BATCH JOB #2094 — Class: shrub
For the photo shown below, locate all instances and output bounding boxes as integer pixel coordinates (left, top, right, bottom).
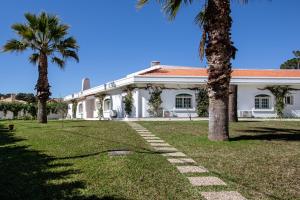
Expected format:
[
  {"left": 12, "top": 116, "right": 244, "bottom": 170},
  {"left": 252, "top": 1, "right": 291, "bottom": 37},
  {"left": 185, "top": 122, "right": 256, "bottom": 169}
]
[
  {"left": 123, "top": 91, "right": 133, "bottom": 116},
  {"left": 196, "top": 88, "right": 209, "bottom": 117},
  {"left": 148, "top": 86, "right": 163, "bottom": 117}
]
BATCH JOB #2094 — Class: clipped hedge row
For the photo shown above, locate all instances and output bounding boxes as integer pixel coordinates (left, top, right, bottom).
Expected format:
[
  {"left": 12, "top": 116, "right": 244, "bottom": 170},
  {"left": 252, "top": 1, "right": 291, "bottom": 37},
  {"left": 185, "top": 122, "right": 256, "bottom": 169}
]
[{"left": 0, "top": 101, "right": 67, "bottom": 119}]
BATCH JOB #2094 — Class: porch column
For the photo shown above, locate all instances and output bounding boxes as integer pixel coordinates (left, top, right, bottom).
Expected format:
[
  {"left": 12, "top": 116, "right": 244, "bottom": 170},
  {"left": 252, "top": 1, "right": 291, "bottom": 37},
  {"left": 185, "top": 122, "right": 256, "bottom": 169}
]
[
  {"left": 82, "top": 100, "right": 87, "bottom": 119},
  {"left": 135, "top": 89, "right": 142, "bottom": 118}
]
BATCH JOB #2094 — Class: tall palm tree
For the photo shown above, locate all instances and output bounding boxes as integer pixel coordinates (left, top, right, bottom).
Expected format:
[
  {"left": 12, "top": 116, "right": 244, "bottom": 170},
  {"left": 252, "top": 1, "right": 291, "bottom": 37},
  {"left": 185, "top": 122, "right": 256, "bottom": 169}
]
[
  {"left": 138, "top": 0, "right": 248, "bottom": 141},
  {"left": 3, "top": 12, "right": 79, "bottom": 123}
]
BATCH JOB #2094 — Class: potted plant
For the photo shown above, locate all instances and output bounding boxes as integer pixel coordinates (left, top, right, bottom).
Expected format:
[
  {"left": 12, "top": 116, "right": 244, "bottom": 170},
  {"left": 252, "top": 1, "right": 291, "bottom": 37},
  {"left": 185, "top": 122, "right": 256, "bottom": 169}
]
[{"left": 123, "top": 90, "right": 133, "bottom": 120}]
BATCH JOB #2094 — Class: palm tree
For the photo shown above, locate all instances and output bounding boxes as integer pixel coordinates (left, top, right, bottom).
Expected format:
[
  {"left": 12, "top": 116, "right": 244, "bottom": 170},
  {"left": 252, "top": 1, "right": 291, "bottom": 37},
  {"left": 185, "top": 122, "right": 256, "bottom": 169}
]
[
  {"left": 138, "top": 0, "right": 248, "bottom": 141},
  {"left": 3, "top": 12, "right": 79, "bottom": 123}
]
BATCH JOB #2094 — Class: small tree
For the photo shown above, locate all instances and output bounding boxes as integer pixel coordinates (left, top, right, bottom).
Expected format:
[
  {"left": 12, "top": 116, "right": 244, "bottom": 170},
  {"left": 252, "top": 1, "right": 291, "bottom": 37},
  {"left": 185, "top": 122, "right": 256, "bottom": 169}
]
[
  {"left": 70, "top": 99, "right": 78, "bottom": 119},
  {"left": 123, "top": 87, "right": 133, "bottom": 117},
  {"left": 148, "top": 86, "right": 163, "bottom": 117},
  {"left": 95, "top": 93, "right": 106, "bottom": 119},
  {"left": 9, "top": 103, "right": 24, "bottom": 119},
  {"left": 280, "top": 51, "right": 300, "bottom": 69},
  {"left": 26, "top": 103, "right": 37, "bottom": 119},
  {"left": 260, "top": 86, "right": 298, "bottom": 118},
  {"left": 196, "top": 88, "right": 209, "bottom": 117}
]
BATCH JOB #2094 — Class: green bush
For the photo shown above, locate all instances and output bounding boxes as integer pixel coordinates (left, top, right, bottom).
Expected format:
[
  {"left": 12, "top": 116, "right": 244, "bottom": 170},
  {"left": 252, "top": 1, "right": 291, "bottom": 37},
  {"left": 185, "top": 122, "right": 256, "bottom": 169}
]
[
  {"left": 148, "top": 87, "right": 163, "bottom": 117},
  {"left": 196, "top": 88, "right": 209, "bottom": 117}
]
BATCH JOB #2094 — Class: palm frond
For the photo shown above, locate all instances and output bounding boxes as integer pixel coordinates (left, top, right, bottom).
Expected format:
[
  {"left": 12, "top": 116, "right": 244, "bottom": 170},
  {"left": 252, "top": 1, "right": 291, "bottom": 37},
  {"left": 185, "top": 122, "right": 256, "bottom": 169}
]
[
  {"left": 162, "top": 0, "right": 193, "bottom": 20},
  {"left": 61, "top": 50, "right": 79, "bottom": 62},
  {"left": 29, "top": 53, "right": 39, "bottom": 65},
  {"left": 2, "top": 39, "right": 28, "bottom": 52},
  {"left": 137, "top": 0, "right": 149, "bottom": 8},
  {"left": 137, "top": 0, "right": 193, "bottom": 20},
  {"left": 24, "top": 13, "right": 38, "bottom": 30},
  {"left": 51, "top": 56, "right": 65, "bottom": 69}
]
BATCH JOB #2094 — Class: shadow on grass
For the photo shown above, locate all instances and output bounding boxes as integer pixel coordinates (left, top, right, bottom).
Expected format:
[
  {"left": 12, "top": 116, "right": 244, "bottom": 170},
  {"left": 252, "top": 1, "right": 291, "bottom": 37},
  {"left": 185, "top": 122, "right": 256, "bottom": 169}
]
[
  {"left": 231, "top": 127, "right": 300, "bottom": 141},
  {"left": 0, "top": 124, "right": 130, "bottom": 200}
]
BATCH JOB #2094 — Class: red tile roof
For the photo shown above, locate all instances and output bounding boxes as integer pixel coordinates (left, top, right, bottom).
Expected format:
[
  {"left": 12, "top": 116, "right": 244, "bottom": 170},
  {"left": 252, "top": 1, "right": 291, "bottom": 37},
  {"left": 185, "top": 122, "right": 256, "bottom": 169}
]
[{"left": 140, "top": 66, "right": 300, "bottom": 78}]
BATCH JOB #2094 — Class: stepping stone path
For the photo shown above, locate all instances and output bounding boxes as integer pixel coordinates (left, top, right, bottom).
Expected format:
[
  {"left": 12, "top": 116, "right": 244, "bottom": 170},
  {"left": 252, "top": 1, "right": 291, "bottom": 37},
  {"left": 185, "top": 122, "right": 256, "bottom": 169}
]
[{"left": 127, "top": 122, "right": 247, "bottom": 200}]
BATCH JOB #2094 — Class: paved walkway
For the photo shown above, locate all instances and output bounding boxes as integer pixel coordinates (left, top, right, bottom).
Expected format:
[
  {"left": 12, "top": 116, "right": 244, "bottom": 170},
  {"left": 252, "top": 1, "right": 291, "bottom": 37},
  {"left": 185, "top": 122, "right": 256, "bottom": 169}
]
[{"left": 127, "top": 121, "right": 247, "bottom": 200}]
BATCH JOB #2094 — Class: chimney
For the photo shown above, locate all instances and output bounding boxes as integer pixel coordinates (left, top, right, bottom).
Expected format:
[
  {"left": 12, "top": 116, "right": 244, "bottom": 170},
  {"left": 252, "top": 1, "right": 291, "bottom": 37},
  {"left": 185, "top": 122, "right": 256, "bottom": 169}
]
[
  {"left": 82, "top": 78, "right": 91, "bottom": 91},
  {"left": 151, "top": 61, "right": 160, "bottom": 67}
]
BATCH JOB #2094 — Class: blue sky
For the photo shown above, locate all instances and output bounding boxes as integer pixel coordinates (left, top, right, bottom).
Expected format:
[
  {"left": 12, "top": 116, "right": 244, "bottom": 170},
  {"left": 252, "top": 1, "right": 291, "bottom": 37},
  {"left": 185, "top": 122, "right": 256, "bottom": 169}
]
[{"left": 0, "top": 0, "right": 299, "bottom": 97}]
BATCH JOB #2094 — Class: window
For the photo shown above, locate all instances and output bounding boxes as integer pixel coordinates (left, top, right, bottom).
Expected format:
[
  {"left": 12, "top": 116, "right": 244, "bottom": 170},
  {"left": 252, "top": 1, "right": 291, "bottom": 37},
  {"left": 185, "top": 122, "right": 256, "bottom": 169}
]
[
  {"left": 285, "top": 95, "right": 294, "bottom": 105},
  {"left": 255, "top": 94, "right": 270, "bottom": 109},
  {"left": 175, "top": 94, "right": 192, "bottom": 109},
  {"left": 104, "top": 99, "right": 111, "bottom": 111}
]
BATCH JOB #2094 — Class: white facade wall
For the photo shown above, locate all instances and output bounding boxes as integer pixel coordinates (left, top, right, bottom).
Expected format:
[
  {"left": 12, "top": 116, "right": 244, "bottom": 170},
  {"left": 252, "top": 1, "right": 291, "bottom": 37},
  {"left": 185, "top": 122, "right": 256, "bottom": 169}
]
[
  {"left": 67, "top": 84, "right": 300, "bottom": 119},
  {"left": 138, "top": 89, "right": 198, "bottom": 118},
  {"left": 237, "top": 85, "right": 276, "bottom": 118}
]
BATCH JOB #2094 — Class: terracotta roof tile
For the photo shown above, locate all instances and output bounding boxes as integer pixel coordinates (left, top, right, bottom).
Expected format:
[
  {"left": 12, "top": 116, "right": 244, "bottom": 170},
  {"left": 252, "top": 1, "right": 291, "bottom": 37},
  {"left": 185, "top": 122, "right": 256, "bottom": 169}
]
[{"left": 140, "top": 66, "right": 300, "bottom": 78}]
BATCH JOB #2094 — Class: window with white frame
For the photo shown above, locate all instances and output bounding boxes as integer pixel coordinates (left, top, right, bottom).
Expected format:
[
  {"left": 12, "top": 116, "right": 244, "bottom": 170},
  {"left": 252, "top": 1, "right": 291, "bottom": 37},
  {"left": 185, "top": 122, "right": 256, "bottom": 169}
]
[
  {"left": 285, "top": 95, "right": 294, "bottom": 105},
  {"left": 175, "top": 94, "right": 192, "bottom": 109},
  {"left": 255, "top": 94, "right": 271, "bottom": 109}
]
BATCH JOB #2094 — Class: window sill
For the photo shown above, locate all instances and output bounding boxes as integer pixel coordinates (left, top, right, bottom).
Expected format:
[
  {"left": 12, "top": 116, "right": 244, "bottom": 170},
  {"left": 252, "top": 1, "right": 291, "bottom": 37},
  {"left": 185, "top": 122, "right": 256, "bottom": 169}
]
[
  {"left": 252, "top": 109, "right": 274, "bottom": 112},
  {"left": 172, "top": 108, "right": 196, "bottom": 112}
]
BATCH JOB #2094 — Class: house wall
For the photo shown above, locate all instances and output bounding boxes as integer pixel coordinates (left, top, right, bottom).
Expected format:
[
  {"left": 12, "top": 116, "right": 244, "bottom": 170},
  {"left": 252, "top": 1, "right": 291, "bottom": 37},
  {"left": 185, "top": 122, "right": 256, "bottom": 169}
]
[
  {"left": 139, "top": 88, "right": 198, "bottom": 118},
  {"left": 237, "top": 84, "right": 300, "bottom": 118},
  {"left": 67, "top": 84, "right": 300, "bottom": 119}
]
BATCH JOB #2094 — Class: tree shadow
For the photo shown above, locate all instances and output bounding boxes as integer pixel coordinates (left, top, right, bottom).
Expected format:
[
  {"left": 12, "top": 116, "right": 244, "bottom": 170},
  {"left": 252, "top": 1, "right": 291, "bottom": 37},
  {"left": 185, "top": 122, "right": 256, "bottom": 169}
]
[
  {"left": 231, "top": 127, "right": 300, "bottom": 141},
  {"left": 0, "top": 124, "right": 131, "bottom": 200}
]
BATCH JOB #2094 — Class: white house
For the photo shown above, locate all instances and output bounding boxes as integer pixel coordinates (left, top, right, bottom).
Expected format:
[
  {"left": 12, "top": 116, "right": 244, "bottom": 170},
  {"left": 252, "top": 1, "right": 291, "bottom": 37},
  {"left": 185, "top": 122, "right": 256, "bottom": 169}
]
[{"left": 64, "top": 61, "right": 300, "bottom": 120}]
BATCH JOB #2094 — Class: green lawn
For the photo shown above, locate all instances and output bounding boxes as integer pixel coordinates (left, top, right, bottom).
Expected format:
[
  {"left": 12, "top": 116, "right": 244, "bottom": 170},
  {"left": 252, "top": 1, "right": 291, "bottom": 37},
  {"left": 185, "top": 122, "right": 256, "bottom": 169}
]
[
  {"left": 0, "top": 120, "right": 299, "bottom": 200},
  {"left": 139, "top": 120, "right": 300, "bottom": 200},
  {"left": 0, "top": 120, "right": 202, "bottom": 200}
]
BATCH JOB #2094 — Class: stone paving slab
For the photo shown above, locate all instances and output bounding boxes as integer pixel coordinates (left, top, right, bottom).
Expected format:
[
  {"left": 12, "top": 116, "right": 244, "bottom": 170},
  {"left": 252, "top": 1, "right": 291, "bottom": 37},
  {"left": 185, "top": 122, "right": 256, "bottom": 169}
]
[
  {"left": 149, "top": 143, "right": 171, "bottom": 147},
  {"left": 146, "top": 139, "right": 165, "bottom": 143},
  {"left": 142, "top": 136, "right": 161, "bottom": 140},
  {"left": 153, "top": 147, "right": 178, "bottom": 152},
  {"left": 140, "top": 134, "right": 155, "bottom": 137},
  {"left": 188, "top": 177, "right": 226, "bottom": 186},
  {"left": 201, "top": 191, "right": 247, "bottom": 200},
  {"left": 161, "top": 152, "right": 187, "bottom": 157},
  {"left": 176, "top": 166, "right": 208, "bottom": 173},
  {"left": 137, "top": 132, "right": 152, "bottom": 134},
  {"left": 167, "top": 158, "right": 196, "bottom": 164}
]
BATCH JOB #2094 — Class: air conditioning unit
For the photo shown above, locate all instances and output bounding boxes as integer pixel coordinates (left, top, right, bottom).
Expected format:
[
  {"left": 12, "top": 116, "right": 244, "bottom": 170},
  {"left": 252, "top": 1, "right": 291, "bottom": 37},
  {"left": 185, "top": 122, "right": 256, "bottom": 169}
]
[
  {"left": 239, "top": 110, "right": 253, "bottom": 118},
  {"left": 109, "top": 110, "right": 118, "bottom": 118}
]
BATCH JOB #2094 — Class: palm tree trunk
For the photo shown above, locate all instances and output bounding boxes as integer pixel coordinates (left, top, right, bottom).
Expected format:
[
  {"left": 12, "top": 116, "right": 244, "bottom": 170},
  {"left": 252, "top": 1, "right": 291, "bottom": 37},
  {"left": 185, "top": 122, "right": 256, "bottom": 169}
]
[
  {"left": 229, "top": 84, "right": 238, "bottom": 122},
  {"left": 205, "top": 0, "right": 236, "bottom": 141},
  {"left": 36, "top": 52, "right": 50, "bottom": 123}
]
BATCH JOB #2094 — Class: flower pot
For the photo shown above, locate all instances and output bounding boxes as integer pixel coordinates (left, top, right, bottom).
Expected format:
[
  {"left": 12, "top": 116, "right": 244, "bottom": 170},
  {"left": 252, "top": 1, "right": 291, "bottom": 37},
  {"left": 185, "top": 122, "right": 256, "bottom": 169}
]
[{"left": 8, "top": 124, "right": 14, "bottom": 131}]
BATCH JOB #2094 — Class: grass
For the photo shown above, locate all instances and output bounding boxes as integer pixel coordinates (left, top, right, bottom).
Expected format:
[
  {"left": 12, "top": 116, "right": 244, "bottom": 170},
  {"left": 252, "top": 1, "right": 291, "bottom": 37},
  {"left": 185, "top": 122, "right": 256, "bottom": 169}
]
[
  {"left": 0, "top": 120, "right": 299, "bottom": 199},
  {"left": 139, "top": 120, "right": 300, "bottom": 200},
  {"left": 0, "top": 120, "right": 202, "bottom": 200}
]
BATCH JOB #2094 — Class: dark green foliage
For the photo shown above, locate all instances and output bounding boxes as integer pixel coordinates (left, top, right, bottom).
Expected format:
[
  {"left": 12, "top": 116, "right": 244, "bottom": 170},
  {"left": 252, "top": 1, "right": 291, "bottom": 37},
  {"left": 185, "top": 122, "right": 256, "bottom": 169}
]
[
  {"left": 26, "top": 103, "right": 37, "bottom": 119},
  {"left": 196, "top": 88, "right": 209, "bottom": 117},
  {"left": 260, "top": 86, "right": 298, "bottom": 118},
  {"left": 47, "top": 101, "right": 68, "bottom": 115},
  {"left": 15, "top": 93, "right": 36, "bottom": 103},
  {"left": 0, "top": 93, "right": 12, "bottom": 99},
  {"left": 148, "top": 87, "right": 163, "bottom": 117},
  {"left": 123, "top": 93, "right": 133, "bottom": 116},
  {"left": 70, "top": 99, "right": 78, "bottom": 119},
  {"left": 0, "top": 101, "right": 66, "bottom": 119},
  {"left": 280, "top": 51, "right": 300, "bottom": 69}
]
